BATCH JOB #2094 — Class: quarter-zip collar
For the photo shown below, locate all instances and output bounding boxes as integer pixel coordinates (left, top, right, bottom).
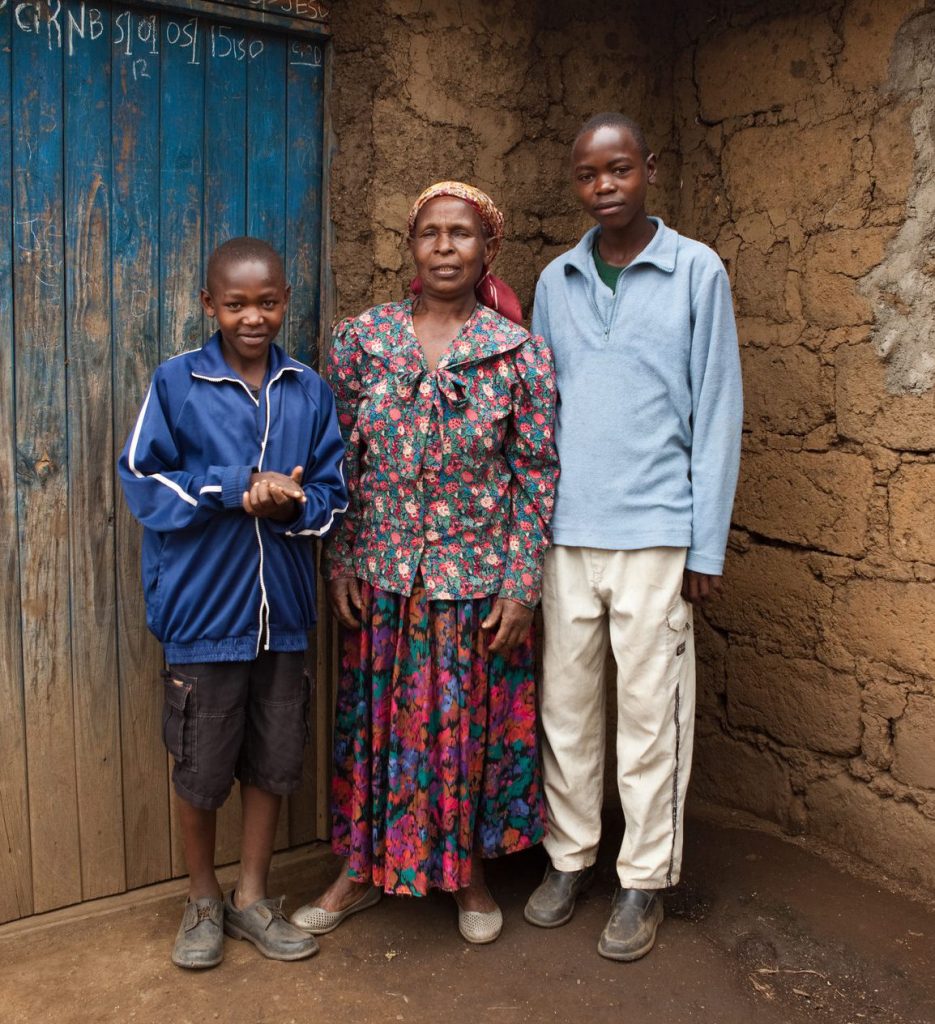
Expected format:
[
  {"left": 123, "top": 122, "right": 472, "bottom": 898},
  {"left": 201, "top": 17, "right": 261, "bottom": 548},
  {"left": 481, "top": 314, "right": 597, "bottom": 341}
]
[
  {"left": 559, "top": 217, "right": 679, "bottom": 340},
  {"left": 562, "top": 216, "right": 678, "bottom": 280}
]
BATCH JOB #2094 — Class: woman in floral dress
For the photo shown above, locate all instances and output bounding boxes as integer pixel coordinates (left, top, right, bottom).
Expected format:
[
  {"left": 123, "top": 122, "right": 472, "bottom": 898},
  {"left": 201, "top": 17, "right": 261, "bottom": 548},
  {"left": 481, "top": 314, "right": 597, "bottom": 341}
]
[{"left": 291, "top": 182, "right": 558, "bottom": 943}]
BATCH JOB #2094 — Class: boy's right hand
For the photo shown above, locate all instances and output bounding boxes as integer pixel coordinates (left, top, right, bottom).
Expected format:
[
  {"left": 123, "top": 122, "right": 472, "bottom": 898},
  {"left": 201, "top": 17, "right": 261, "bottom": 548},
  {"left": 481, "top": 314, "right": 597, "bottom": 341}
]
[{"left": 328, "top": 576, "right": 363, "bottom": 629}]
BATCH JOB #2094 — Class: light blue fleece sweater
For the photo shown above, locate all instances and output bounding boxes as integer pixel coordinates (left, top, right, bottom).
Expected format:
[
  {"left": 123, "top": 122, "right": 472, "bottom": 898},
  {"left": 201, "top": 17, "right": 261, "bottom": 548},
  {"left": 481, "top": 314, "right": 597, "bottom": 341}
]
[{"left": 531, "top": 218, "right": 743, "bottom": 575}]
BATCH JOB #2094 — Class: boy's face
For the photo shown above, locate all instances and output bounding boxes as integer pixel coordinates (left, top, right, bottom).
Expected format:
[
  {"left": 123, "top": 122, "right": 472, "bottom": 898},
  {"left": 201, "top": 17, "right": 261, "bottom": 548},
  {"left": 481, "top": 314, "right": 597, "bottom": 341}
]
[
  {"left": 200, "top": 258, "right": 290, "bottom": 370},
  {"left": 571, "top": 125, "right": 656, "bottom": 232}
]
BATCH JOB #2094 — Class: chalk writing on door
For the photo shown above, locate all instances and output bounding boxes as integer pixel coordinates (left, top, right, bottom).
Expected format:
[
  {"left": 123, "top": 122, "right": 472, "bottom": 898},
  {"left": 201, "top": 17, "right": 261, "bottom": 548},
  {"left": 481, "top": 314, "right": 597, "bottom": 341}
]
[
  {"left": 3, "top": 3, "right": 324, "bottom": 72},
  {"left": 246, "top": 0, "right": 327, "bottom": 20}
]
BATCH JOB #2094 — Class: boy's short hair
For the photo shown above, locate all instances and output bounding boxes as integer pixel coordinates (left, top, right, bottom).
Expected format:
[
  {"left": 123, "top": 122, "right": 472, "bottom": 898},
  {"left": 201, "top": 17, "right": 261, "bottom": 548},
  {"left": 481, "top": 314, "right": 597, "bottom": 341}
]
[
  {"left": 206, "top": 236, "right": 285, "bottom": 292},
  {"left": 574, "top": 112, "right": 651, "bottom": 159}
]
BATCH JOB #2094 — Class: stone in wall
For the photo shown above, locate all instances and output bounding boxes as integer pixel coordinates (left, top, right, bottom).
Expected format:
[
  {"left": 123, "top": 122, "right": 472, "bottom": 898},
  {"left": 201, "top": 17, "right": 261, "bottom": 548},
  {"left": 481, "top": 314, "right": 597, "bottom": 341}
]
[
  {"left": 892, "top": 694, "right": 935, "bottom": 791},
  {"left": 741, "top": 344, "right": 833, "bottom": 436},
  {"left": 806, "top": 771, "right": 935, "bottom": 889},
  {"left": 707, "top": 541, "right": 832, "bottom": 655},
  {"left": 887, "top": 464, "right": 935, "bottom": 565},
  {"left": 832, "top": 579, "right": 935, "bottom": 679},
  {"left": 733, "top": 242, "right": 791, "bottom": 320},
  {"left": 732, "top": 450, "right": 872, "bottom": 557},
  {"left": 802, "top": 228, "right": 896, "bottom": 329},
  {"left": 726, "top": 645, "right": 861, "bottom": 756},
  {"left": 695, "top": 12, "right": 839, "bottom": 123},
  {"left": 836, "top": 342, "right": 935, "bottom": 451},
  {"left": 722, "top": 120, "right": 871, "bottom": 234},
  {"left": 691, "top": 726, "right": 795, "bottom": 828}
]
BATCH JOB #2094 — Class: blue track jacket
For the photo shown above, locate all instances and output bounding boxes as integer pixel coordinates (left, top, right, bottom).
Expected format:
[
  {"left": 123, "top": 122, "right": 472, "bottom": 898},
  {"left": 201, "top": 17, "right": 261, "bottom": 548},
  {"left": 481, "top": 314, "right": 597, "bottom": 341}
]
[{"left": 118, "top": 333, "right": 348, "bottom": 663}]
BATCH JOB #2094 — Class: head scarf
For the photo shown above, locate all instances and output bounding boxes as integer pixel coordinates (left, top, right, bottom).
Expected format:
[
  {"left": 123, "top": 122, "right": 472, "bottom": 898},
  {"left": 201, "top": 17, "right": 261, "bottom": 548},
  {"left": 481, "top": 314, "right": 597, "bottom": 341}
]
[{"left": 407, "top": 181, "right": 524, "bottom": 325}]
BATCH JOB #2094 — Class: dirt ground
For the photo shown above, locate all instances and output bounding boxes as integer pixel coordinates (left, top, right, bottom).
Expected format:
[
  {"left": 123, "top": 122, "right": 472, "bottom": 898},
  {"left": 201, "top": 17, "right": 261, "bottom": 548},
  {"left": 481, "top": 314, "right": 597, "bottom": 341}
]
[{"left": 2, "top": 812, "right": 933, "bottom": 1024}]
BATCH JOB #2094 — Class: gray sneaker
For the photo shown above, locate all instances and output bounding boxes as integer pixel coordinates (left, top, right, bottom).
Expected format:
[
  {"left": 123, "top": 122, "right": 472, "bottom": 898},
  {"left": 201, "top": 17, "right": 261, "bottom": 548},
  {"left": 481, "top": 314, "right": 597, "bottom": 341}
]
[
  {"left": 171, "top": 896, "right": 224, "bottom": 969},
  {"left": 598, "top": 887, "right": 664, "bottom": 961},
  {"left": 524, "top": 863, "right": 596, "bottom": 928},
  {"left": 223, "top": 893, "right": 319, "bottom": 961}
]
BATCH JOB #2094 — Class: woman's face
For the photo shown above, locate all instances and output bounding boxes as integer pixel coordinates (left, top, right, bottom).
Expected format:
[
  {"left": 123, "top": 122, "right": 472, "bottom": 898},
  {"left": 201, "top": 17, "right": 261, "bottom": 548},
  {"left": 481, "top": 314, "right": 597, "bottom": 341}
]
[{"left": 409, "top": 196, "right": 494, "bottom": 301}]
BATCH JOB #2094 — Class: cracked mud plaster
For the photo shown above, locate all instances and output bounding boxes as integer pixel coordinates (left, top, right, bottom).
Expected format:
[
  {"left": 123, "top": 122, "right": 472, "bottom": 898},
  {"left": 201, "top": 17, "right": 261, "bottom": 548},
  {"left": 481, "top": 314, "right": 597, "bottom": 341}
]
[{"left": 860, "top": 10, "right": 935, "bottom": 395}]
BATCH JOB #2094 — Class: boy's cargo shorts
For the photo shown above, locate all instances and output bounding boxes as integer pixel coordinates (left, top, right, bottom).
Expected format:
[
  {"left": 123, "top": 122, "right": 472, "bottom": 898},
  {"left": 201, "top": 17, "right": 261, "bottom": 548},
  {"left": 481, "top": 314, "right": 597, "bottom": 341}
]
[{"left": 161, "top": 650, "right": 310, "bottom": 811}]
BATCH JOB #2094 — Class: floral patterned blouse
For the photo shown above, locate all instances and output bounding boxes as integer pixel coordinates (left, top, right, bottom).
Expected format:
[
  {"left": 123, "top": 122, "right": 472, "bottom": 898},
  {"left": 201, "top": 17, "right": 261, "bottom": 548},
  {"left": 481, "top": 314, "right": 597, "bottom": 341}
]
[{"left": 322, "top": 300, "right": 559, "bottom": 607}]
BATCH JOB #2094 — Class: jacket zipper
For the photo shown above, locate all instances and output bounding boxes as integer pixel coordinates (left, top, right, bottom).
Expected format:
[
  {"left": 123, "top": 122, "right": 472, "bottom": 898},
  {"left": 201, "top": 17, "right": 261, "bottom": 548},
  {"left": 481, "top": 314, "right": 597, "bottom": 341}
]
[
  {"left": 582, "top": 261, "right": 625, "bottom": 345},
  {"left": 254, "top": 366, "right": 295, "bottom": 654}
]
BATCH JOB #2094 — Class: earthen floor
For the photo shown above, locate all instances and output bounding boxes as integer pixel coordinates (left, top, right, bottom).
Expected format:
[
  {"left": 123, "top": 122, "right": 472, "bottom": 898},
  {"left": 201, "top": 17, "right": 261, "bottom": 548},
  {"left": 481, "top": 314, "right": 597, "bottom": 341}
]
[{"left": 2, "top": 813, "right": 933, "bottom": 1024}]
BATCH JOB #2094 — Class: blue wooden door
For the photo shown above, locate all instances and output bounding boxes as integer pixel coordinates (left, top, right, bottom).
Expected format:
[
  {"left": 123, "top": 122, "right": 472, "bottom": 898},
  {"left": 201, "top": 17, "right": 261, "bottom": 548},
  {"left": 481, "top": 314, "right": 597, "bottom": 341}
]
[{"left": 0, "top": 0, "right": 329, "bottom": 922}]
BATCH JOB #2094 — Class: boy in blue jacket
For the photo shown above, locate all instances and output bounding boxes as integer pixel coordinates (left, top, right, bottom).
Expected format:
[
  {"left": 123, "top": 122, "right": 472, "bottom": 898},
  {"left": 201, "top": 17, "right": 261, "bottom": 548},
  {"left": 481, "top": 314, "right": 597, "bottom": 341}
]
[
  {"left": 524, "top": 115, "right": 743, "bottom": 960},
  {"left": 119, "top": 237, "right": 347, "bottom": 969}
]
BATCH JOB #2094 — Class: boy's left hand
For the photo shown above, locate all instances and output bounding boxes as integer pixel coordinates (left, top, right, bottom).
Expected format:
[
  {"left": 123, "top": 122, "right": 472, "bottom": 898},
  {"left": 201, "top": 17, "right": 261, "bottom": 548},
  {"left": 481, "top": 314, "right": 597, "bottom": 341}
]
[
  {"left": 243, "top": 466, "right": 305, "bottom": 521},
  {"left": 681, "top": 570, "right": 722, "bottom": 605}
]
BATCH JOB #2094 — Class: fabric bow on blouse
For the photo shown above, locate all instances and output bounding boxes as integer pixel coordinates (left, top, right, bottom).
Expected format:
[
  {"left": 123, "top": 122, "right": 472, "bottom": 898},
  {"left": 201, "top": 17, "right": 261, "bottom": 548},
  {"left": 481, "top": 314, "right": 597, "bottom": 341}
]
[{"left": 393, "top": 365, "right": 469, "bottom": 477}]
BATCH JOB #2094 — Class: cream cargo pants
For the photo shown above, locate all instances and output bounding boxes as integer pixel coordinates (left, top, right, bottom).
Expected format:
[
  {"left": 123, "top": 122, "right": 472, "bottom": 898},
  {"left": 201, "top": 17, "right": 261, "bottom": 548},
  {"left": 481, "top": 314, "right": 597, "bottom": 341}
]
[{"left": 539, "top": 545, "right": 695, "bottom": 889}]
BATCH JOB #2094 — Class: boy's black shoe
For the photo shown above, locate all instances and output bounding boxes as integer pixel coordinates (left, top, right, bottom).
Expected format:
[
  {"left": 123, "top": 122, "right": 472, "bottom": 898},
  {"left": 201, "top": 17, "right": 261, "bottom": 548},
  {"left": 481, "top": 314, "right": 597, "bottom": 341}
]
[
  {"left": 524, "top": 863, "right": 596, "bottom": 927},
  {"left": 171, "top": 896, "right": 224, "bottom": 969},
  {"left": 597, "top": 887, "right": 663, "bottom": 961}
]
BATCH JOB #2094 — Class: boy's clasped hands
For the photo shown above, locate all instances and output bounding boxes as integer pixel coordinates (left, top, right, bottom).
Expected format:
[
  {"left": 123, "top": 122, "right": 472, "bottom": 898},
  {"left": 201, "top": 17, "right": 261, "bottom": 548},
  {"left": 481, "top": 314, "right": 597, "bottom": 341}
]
[{"left": 242, "top": 466, "right": 306, "bottom": 520}]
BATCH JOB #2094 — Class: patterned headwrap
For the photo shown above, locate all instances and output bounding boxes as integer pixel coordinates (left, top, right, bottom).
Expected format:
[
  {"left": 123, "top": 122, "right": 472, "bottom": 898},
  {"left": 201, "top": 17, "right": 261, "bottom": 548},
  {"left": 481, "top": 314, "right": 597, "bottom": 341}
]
[{"left": 407, "top": 181, "right": 524, "bottom": 325}]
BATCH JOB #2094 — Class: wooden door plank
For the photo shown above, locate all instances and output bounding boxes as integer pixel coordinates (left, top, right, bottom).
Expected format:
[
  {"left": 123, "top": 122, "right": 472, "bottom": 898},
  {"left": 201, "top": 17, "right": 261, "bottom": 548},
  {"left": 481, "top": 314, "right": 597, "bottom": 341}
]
[
  {"left": 63, "top": 0, "right": 125, "bottom": 902},
  {"left": 160, "top": 11, "right": 205, "bottom": 359},
  {"left": 111, "top": 3, "right": 171, "bottom": 890},
  {"left": 12, "top": 8, "right": 82, "bottom": 914},
  {"left": 203, "top": 19, "right": 247, "bottom": 254},
  {"left": 0, "top": 4, "right": 33, "bottom": 924},
  {"left": 284, "top": 45, "right": 324, "bottom": 368},
  {"left": 246, "top": 34, "right": 286, "bottom": 252},
  {"left": 203, "top": 26, "right": 248, "bottom": 867}
]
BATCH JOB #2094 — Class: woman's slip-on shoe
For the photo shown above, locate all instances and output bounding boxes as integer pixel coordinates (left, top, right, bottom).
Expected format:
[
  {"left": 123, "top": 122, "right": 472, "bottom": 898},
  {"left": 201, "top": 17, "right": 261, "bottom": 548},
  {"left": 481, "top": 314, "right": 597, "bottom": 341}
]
[
  {"left": 458, "top": 903, "right": 503, "bottom": 944},
  {"left": 290, "top": 884, "right": 382, "bottom": 935}
]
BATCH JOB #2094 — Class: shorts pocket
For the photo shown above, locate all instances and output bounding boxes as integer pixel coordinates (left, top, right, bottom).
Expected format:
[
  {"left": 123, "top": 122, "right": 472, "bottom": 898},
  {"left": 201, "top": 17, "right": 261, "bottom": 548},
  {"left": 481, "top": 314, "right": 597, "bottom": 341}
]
[{"left": 162, "top": 671, "right": 197, "bottom": 771}]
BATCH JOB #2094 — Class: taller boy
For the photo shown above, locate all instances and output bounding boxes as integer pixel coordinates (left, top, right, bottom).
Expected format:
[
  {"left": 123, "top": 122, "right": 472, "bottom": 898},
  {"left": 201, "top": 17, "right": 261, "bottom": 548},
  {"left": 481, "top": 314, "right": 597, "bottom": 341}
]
[{"left": 525, "top": 114, "right": 743, "bottom": 960}]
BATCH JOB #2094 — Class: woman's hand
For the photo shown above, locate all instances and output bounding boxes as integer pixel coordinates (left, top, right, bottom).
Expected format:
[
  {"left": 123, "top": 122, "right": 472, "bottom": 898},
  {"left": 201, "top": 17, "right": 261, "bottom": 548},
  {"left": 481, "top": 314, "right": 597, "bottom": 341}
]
[
  {"left": 328, "top": 576, "right": 363, "bottom": 629},
  {"left": 482, "top": 598, "right": 534, "bottom": 654}
]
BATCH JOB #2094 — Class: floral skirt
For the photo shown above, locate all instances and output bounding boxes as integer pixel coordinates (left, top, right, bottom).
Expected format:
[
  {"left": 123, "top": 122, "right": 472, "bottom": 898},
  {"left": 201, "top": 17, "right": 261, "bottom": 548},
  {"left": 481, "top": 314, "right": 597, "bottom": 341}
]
[{"left": 331, "top": 577, "right": 547, "bottom": 896}]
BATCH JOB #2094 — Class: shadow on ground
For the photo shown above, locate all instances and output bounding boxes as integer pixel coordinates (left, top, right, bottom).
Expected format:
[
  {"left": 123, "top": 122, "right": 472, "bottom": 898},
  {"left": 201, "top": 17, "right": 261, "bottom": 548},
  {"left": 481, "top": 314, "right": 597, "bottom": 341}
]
[{"left": 2, "top": 813, "right": 933, "bottom": 1024}]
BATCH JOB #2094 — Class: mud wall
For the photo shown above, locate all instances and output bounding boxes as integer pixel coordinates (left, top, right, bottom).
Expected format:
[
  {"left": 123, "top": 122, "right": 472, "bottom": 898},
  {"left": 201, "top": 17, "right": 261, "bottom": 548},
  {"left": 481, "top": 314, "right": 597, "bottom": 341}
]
[
  {"left": 677, "top": 0, "right": 935, "bottom": 890},
  {"left": 328, "top": 0, "right": 935, "bottom": 891}
]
